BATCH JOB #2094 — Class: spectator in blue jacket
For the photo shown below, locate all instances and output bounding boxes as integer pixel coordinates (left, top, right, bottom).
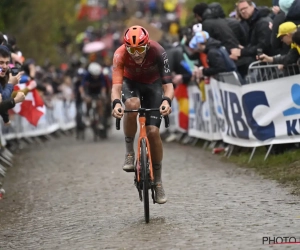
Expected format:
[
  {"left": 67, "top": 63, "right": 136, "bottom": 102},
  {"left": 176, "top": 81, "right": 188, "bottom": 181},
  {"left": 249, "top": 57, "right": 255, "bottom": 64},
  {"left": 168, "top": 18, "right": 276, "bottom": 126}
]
[{"left": 0, "top": 45, "right": 23, "bottom": 124}]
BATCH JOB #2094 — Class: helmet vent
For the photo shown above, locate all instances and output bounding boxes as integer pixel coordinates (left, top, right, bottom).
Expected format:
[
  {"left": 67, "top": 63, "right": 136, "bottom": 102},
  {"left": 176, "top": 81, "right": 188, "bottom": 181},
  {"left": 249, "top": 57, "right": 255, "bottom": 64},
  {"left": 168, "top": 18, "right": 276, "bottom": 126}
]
[
  {"left": 132, "top": 35, "right": 136, "bottom": 45},
  {"left": 141, "top": 28, "right": 147, "bottom": 35}
]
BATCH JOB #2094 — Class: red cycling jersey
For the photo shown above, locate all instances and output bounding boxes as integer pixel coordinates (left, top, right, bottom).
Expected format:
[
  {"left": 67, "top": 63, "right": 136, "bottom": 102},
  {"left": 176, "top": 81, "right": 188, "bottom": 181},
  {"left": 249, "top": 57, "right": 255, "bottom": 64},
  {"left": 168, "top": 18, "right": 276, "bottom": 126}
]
[{"left": 112, "top": 40, "right": 172, "bottom": 85}]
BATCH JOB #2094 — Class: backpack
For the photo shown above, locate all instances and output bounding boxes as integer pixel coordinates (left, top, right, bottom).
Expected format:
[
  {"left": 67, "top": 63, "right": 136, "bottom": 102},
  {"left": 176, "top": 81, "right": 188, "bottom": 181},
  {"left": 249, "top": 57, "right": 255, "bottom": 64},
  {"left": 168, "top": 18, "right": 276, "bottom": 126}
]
[
  {"left": 217, "top": 46, "right": 237, "bottom": 72},
  {"left": 217, "top": 46, "right": 246, "bottom": 85}
]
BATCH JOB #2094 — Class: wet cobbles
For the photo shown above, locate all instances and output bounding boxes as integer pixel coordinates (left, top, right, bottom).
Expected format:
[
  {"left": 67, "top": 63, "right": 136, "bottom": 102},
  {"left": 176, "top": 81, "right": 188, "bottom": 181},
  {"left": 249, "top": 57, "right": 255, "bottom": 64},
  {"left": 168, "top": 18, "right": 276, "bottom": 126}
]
[{"left": 0, "top": 131, "right": 300, "bottom": 250}]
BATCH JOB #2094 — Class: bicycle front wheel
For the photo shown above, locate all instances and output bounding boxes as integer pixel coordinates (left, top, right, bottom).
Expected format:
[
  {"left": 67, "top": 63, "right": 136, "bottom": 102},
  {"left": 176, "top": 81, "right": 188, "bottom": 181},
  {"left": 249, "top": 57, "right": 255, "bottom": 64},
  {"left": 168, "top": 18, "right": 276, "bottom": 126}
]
[{"left": 141, "top": 138, "right": 150, "bottom": 223}]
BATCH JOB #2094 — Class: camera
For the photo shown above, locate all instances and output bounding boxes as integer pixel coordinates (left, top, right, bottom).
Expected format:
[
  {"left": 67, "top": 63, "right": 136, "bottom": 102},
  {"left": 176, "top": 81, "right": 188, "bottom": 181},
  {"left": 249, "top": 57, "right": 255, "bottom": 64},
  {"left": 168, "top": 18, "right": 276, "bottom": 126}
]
[
  {"left": 10, "top": 67, "right": 20, "bottom": 76},
  {"left": 257, "top": 48, "right": 263, "bottom": 56}
]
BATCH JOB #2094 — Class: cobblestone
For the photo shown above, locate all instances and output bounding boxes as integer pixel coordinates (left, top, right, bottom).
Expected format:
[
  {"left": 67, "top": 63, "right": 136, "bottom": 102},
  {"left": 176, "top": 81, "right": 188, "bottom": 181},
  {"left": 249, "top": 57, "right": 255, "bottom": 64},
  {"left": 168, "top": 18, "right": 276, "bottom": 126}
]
[{"left": 0, "top": 130, "right": 300, "bottom": 249}]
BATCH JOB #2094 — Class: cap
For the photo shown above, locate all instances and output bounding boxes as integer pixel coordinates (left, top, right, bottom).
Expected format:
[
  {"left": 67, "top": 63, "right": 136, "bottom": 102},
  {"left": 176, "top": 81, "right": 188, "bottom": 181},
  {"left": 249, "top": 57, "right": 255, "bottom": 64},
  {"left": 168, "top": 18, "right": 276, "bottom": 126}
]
[
  {"left": 279, "top": 0, "right": 294, "bottom": 14},
  {"left": 277, "top": 22, "right": 297, "bottom": 38},
  {"left": 192, "top": 23, "right": 202, "bottom": 33},
  {"left": 189, "top": 31, "right": 210, "bottom": 49}
]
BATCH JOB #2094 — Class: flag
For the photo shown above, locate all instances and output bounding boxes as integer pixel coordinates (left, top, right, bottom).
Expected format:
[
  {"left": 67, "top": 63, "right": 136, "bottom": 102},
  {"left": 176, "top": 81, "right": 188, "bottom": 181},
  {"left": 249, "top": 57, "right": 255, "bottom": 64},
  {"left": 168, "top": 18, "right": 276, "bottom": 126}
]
[
  {"left": 13, "top": 81, "right": 46, "bottom": 126},
  {"left": 174, "top": 83, "right": 189, "bottom": 131}
]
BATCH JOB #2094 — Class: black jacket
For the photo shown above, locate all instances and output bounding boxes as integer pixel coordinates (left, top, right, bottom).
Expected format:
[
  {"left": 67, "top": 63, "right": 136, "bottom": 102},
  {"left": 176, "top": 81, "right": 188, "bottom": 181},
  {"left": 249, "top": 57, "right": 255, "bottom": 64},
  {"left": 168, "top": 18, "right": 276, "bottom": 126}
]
[
  {"left": 271, "top": 11, "right": 290, "bottom": 55},
  {"left": 0, "top": 98, "right": 16, "bottom": 123},
  {"left": 208, "top": 3, "right": 247, "bottom": 46},
  {"left": 202, "top": 38, "right": 236, "bottom": 76},
  {"left": 226, "top": 18, "right": 248, "bottom": 46},
  {"left": 201, "top": 8, "right": 239, "bottom": 52},
  {"left": 240, "top": 7, "right": 273, "bottom": 57},
  {"left": 273, "top": 47, "right": 300, "bottom": 65}
]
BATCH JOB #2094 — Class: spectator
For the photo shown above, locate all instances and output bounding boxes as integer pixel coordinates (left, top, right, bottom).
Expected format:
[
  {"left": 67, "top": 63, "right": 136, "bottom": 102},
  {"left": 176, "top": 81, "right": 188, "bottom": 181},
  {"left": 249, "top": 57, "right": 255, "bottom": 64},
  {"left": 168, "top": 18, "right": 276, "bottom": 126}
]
[
  {"left": 0, "top": 46, "right": 24, "bottom": 124},
  {"left": 270, "top": 7, "right": 289, "bottom": 55},
  {"left": 279, "top": 0, "right": 300, "bottom": 24},
  {"left": 258, "top": 22, "right": 300, "bottom": 65},
  {"left": 208, "top": 2, "right": 247, "bottom": 46},
  {"left": 230, "top": 0, "right": 272, "bottom": 78},
  {"left": 189, "top": 31, "right": 244, "bottom": 84},
  {"left": 291, "top": 29, "right": 300, "bottom": 62},
  {"left": 192, "top": 3, "right": 240, "bottom": 53},
  {"left": 292, "top": 28, "right": 300, "bottom": 46},
  {"left": 59, "top": 75, "right": 73, "bottom": 102},
  {"left": 166, "top": 26, "right": 198, "bottom": 86}
]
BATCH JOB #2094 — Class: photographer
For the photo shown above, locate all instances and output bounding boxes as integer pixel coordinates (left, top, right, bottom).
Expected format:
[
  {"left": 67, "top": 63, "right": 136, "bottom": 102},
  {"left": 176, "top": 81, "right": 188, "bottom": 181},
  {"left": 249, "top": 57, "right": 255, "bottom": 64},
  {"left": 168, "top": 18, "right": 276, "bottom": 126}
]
[
  {"left": 0, "top": 33, "right": 23, "bottom": 65},
  {"left": 0, "top": 45, "right": 23, "bottom": 124}
]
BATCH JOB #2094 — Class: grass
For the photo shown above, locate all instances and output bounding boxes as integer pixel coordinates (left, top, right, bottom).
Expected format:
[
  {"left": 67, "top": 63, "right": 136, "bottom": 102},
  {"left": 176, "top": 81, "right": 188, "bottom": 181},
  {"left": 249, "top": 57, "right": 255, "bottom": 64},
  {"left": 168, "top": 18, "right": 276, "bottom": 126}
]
[
  {"left": 223, "top": 146, "right": 300, "bottom": 195},
  {"left": 193, "top": 139, "right": 300, "bottom": 195}
]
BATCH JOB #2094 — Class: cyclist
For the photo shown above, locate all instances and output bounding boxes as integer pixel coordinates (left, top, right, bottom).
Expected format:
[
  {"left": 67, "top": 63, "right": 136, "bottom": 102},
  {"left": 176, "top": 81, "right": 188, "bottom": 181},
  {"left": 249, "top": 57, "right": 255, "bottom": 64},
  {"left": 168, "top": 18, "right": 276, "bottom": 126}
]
[
  {"left": 80, "top": 62, "right": 107, "bottom": 128},
  {"left": 111, "top": 25, "right": 174, "bottom": 204}
]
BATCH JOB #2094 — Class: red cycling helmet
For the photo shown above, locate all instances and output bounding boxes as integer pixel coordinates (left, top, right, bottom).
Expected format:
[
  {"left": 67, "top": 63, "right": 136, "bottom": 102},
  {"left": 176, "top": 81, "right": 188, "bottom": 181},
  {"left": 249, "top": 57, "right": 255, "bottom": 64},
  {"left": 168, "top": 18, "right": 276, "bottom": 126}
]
[{"left": 123, "top": 25, "right": 149, "bottom": 47}]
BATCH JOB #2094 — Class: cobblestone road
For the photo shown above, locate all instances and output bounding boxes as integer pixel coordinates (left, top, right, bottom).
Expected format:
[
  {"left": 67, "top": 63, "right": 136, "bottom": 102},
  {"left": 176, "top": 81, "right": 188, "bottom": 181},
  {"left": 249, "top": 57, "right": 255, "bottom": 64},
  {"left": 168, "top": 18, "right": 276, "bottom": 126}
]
[{"left": 1, "top": 129, "right": 300, "bottom": 250}]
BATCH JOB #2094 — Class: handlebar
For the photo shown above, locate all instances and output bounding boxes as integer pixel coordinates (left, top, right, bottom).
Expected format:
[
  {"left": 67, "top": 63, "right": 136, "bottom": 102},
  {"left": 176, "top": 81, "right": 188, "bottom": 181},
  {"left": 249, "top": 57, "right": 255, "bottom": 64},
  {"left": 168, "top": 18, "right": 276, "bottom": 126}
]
[{"left": 116, "top": 107, "right": 170, "bottom": 130}]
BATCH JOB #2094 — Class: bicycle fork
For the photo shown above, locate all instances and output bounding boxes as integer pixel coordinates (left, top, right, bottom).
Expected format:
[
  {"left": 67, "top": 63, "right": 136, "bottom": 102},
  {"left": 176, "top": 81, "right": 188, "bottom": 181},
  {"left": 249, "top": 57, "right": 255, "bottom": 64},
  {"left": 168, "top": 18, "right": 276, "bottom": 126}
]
[{"left": 134, "top": 144, "right": 156, "bottom": 204}]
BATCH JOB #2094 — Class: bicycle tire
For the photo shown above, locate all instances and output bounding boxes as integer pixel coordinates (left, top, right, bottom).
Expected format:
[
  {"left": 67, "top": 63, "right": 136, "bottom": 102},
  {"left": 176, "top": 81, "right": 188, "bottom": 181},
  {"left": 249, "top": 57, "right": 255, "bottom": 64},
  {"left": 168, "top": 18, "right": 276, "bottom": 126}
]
[
  {"left": 141, "top": 138, "right": 150, "bottom": 223},
  {"left": 92, "top": 105, "right": 99, "bottom": 141}
]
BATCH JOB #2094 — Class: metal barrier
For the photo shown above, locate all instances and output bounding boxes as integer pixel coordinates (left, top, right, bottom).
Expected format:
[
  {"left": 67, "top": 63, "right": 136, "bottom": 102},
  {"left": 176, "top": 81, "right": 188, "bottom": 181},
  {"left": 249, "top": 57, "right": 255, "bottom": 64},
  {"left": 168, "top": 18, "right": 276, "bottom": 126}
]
[
  {"left": 246, "top": 61, "right": 300, "bottom": 84},
  {"left": 218, "top": 71, "right": 242, "bottom": 86}
]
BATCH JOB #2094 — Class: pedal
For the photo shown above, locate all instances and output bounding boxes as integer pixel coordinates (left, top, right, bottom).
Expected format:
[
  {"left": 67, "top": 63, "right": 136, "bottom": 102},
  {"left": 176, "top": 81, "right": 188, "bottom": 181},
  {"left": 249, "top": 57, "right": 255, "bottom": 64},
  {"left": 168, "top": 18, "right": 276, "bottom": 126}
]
[
  {"left": 151, "top": 186, "right": 156, "bottom": 204},
  {"left": 123, "top": 168, "right": 135, "bottom": 173}
]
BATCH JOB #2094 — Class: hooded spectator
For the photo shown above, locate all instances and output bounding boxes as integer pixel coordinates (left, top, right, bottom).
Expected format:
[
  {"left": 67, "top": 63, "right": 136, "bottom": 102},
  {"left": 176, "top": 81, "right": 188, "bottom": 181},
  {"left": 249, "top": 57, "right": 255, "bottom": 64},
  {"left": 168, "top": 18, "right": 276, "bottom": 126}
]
[
  {"left": 193, "top": 3, "right": 240, "bottom": 53},
  {"left": 208, "top": 2, "right": 247, "bottom": 46}
]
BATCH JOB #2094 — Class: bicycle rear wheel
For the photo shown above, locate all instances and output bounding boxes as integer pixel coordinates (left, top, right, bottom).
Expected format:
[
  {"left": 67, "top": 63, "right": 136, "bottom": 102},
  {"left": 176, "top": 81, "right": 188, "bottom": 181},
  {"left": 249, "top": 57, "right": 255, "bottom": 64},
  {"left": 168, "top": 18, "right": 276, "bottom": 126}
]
[{"left": 141, "top": 138, "right": 150, "bottom": 223}]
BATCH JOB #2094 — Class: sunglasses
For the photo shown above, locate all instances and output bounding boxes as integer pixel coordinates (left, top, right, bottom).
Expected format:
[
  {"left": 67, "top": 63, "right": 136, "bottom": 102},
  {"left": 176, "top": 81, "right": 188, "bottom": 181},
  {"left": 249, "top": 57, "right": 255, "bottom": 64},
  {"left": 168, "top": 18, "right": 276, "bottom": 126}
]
[{"left": 126, "top": 45, "right": 147, "bottom": 54}]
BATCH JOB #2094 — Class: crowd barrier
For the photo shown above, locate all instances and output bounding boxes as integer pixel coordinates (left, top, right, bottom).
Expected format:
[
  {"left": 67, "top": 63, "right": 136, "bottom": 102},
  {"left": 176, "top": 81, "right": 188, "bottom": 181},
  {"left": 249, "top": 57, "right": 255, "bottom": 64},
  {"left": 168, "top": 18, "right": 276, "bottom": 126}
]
[
  {"left": 0, "top": 96, "right": 77, "bottom": 198},
  {"left": 0, "top": 97, "right": 76, "bottom": 144},
  {"left": 169, "top": 62, "right": 300, "bottom": 162}
]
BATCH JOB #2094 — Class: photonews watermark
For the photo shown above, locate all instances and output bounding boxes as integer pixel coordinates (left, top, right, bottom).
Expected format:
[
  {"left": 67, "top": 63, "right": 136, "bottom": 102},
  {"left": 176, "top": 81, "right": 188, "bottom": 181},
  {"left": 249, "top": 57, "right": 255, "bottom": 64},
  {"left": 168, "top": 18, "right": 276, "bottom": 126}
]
[{"left": 262, "top": 237, "right": 300, "bottom": 245}]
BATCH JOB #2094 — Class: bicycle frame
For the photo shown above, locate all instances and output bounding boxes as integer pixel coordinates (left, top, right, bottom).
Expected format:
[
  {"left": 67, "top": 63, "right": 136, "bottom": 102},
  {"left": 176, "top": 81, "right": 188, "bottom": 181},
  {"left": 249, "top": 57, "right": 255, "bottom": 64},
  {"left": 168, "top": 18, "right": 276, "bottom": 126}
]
[
  {"left": 136, "top": 110, "right": 154, "bottom": 183},
  {"left": 116, "top": 107, "right": 169, "bottom": 222},
  {"left": 116, "top": 107, "right": 169, "bottom": 181}
]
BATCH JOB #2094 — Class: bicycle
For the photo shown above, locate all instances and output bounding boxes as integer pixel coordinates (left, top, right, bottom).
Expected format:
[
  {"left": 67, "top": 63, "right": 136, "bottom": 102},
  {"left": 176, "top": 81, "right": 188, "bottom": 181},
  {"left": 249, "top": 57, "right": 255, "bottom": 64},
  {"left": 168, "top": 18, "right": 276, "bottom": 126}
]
[
  {"left": 116, "top": 107, "right": 169, "bottom": 223},
  {"left": 89, "top": 95, "right": 108, "bottom": 141}
]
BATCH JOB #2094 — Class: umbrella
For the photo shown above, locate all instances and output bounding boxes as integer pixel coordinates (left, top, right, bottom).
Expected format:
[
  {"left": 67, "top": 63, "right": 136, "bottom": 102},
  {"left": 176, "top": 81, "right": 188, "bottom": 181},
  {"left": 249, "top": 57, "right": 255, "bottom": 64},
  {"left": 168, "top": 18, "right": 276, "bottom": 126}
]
[{"left": 83, "top": 41, "right": 106, "bottom": 54}]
